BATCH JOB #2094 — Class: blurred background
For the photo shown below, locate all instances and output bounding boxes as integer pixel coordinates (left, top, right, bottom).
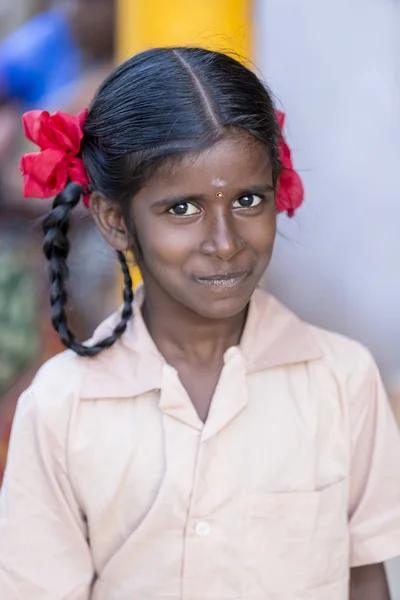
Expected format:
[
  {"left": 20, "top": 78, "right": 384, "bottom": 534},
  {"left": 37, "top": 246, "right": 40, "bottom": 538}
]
[{"left": 0, "top": 0, "right": 399, "bottom": 589}]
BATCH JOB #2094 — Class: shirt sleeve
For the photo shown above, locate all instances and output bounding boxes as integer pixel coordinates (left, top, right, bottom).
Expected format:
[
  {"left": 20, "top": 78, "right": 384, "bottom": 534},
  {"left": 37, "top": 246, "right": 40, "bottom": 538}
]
[
  {"left": 0, "top": 387, "right": 94, "bottom": 599},
  {"left": 348, "top": 352, "right": 400, "bottom": 567}
]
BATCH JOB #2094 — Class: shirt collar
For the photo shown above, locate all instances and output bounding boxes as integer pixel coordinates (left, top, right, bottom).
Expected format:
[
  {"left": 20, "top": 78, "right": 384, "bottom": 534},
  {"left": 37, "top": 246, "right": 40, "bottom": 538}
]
[
  {"left": 80, "top": 285, "right": 322, "bottom": 400},
  {"left": 240, "top": 288, "right": 323, "bottom": 372}
]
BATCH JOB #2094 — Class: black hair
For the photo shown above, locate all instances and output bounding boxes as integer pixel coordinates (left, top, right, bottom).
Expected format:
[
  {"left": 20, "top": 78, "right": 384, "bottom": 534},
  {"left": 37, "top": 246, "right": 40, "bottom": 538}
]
[{"left": 44, "top": 47, "right": 281, "bottom": 356}]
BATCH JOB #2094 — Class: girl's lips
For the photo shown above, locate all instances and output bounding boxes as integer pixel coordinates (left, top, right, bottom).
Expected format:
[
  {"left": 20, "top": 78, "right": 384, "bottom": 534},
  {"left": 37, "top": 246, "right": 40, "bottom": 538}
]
[{"left": 194, "top": 272, "right": 248, "bottom": 289}]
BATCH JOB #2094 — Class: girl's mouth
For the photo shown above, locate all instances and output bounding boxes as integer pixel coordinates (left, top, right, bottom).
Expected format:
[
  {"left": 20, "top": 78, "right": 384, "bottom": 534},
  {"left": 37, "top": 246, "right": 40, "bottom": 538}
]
[{"left": 194, "top": 272, "right": 248, "bottom": 289}]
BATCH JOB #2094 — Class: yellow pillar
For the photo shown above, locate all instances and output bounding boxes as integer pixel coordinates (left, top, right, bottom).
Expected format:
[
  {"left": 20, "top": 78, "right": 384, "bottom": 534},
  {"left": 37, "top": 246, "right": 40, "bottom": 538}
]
[
  {"left": 116, "top": 0, "right": 253, "bottom": 288},
  {"left": 117, "top": 0, "right": 252, "bottom": 61}
]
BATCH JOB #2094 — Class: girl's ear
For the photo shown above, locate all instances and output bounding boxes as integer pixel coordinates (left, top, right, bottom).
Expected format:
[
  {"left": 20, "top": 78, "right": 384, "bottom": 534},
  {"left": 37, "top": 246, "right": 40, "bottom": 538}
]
[{"left": 89, "top": 192, "right": 130, "bottom": 251}]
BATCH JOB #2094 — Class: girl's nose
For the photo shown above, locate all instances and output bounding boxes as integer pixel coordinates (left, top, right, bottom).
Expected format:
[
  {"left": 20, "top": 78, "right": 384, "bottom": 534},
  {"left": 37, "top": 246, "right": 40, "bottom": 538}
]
[{"left": 200, "top": 213, "right": 245, "bottom": 260}]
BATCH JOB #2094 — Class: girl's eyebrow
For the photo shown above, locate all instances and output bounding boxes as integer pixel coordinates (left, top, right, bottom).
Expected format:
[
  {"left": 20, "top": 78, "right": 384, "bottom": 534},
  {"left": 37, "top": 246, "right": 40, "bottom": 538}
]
[
  {"left": 150, "top": 184, "right": 275, "bottom": 209},
  {"left": 239, "top": 184, "right": 275, "bottom": 194}
]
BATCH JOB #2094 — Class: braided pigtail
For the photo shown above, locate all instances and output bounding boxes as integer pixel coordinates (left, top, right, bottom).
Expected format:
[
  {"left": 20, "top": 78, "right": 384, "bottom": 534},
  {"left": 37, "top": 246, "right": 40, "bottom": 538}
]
[{"left": 43, "top": 182, "right": 133, "bottom": 357}]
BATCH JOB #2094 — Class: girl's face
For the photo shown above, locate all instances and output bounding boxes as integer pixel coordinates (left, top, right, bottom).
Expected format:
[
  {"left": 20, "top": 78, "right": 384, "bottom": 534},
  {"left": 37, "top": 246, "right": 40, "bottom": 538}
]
[
  {"left": 96, "top": 130, "right": 277, "bottom": 321},
  {"left": 130, "top": 131, "right": 277, "bottom": 320}
]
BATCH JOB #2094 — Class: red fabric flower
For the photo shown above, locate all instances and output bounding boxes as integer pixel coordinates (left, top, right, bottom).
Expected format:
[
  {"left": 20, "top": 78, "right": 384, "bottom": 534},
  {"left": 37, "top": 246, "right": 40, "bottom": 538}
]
[
  {"left": 20, "top": 109, "right": 89, "bottom": 201},
  {"left": 275, "top": 109, "right": 304, "bottom": 217}
]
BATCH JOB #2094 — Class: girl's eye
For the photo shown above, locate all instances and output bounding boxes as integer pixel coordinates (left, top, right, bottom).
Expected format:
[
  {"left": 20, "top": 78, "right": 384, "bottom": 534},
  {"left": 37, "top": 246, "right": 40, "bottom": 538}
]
[
  {"left": 232, "top": 194, "right": 263, "bottom": 209},
  {"left": 168, "top": 202, "right": 200, "bottom": 216}
]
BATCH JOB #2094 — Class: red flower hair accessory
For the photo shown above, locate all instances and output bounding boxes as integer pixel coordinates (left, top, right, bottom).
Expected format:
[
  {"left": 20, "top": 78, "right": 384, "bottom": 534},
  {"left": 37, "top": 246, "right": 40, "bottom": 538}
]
[
  {"left": 20, "top": 109, "right": 91, "bottom": 205},
  {"left": 275, "top": 109, "right": 304, "bottom": 217}
]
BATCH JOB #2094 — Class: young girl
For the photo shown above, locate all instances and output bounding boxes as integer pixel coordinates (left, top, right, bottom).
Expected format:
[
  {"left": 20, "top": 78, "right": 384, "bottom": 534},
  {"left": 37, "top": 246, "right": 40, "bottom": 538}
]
[{"left": 1, "top": 47, "right": 399, "bottom": 600}]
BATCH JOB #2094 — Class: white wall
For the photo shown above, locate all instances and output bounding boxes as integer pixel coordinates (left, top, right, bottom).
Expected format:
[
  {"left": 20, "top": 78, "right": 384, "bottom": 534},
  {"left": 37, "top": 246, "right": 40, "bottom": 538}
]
[{"left": 255, "top": 0, "right": 400, "bottom": 386}]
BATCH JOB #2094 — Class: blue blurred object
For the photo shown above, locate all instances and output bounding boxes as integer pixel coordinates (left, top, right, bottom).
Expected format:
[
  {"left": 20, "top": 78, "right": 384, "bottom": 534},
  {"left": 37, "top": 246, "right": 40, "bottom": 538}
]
[{"left": 0, "top": 10, "right": 81, "bottom": 109}]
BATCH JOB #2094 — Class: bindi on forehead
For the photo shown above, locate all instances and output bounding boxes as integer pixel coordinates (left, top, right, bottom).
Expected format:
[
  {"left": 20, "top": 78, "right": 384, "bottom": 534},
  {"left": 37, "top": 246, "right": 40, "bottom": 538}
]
[{"left": 212, "top": 178, "right": 227, "bottom": 199}]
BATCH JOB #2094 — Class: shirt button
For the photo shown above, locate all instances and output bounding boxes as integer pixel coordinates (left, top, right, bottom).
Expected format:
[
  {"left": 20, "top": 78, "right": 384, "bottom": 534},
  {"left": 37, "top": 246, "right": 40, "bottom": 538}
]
[{"left": 195, "top": 521, "right": 211, "bottom": 537}]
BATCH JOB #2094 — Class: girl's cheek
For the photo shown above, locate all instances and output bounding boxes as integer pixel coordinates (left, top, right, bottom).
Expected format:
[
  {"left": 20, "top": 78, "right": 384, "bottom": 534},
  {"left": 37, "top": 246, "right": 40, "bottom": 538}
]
[{"left": 138, "top": 225, "right": 202, "bottom": 265}]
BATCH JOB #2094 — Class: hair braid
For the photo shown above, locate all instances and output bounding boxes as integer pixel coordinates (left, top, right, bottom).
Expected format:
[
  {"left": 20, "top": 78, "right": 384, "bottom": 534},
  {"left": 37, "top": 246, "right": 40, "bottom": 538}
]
[{"left": 43, "top": 182, "right": 133, "bottom": 357}]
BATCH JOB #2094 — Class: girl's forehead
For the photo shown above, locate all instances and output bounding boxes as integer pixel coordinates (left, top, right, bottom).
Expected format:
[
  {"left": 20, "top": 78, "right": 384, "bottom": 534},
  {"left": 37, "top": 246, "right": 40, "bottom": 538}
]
[{"left": 151, "top": 134, "right": 272, "bottom": 189}]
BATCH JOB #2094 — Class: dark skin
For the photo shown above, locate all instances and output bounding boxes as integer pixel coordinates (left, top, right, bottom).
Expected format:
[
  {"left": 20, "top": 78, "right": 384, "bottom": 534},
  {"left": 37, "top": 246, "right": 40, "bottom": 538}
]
[{"left": 92, "top": 130, "right": 390, "bottom": 598}]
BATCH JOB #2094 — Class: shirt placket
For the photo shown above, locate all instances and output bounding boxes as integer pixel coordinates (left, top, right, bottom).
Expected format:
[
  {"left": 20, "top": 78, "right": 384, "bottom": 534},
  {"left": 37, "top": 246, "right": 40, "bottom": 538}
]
[{"left": 176, "top": 350, "right": 249, "bottom": 600}]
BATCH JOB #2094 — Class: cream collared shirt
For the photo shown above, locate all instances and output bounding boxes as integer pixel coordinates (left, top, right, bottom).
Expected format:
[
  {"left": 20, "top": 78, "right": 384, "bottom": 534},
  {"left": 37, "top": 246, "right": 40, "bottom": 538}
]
[{"left": 1, "top": 287, "right": 400, "bottom": 600}]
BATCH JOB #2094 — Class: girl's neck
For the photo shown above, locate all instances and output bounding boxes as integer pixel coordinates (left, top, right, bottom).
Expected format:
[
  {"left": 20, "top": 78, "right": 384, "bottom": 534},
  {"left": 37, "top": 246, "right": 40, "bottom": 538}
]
[{"left": 141, "top": 286, "right": 248, "bottom": 367}]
